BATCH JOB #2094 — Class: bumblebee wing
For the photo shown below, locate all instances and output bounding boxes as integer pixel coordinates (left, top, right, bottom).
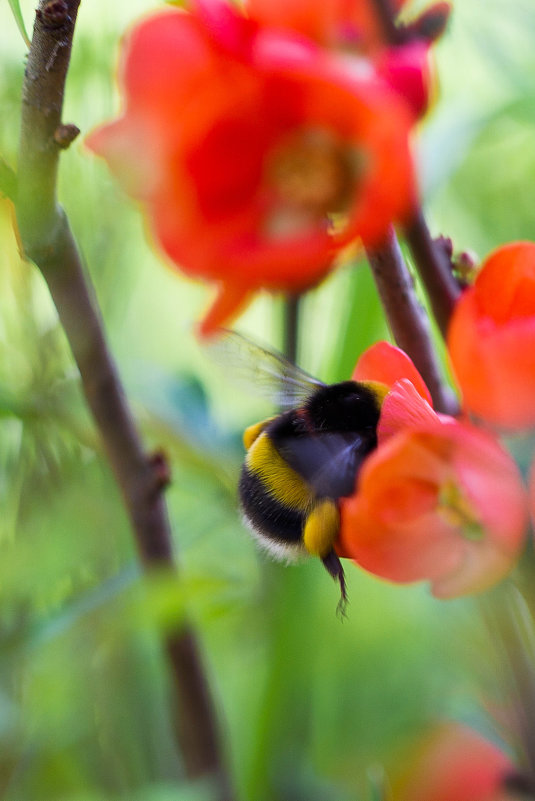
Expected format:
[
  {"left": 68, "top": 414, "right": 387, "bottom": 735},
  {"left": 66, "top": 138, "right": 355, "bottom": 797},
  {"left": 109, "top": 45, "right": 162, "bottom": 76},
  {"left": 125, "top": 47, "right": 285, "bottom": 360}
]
[
  {"left": 207, "top": 329, "right": 325, "bottom": 408},
  {"left": 276, "top": 431, "right": 376, "bottom": 498}
]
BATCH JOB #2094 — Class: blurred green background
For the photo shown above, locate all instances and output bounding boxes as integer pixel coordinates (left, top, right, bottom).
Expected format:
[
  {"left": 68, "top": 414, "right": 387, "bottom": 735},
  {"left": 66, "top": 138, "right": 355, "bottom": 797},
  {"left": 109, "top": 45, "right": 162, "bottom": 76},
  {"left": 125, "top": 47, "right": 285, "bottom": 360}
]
[{"left": 1, "top": 1, "right": 535, "bottom": 799}]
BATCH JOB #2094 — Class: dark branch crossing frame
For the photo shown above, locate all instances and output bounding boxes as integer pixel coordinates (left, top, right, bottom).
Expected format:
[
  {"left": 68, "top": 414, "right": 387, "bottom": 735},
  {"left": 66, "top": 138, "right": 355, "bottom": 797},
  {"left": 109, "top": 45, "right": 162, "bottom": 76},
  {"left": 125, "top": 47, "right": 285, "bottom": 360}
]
[{"left": 15, "top": 2, "right": 234, "bottom": 798}]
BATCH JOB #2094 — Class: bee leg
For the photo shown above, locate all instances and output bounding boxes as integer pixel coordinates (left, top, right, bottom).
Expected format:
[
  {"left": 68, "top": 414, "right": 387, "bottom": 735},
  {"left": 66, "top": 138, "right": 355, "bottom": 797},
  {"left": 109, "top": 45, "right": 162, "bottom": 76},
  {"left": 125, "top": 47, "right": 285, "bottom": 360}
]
[
  {"left": 322, "top": 549, "right": 348, "bottom": 619},
  {"left": 302, "top": 500, "right": 347, "bottom": 615}
]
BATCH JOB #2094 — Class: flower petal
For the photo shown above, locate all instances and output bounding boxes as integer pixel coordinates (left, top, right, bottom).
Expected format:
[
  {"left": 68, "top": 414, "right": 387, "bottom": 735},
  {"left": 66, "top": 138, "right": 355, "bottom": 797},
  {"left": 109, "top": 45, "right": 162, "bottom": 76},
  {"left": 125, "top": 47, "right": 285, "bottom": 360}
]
[
  {"left": 339, "top": 421, "right": 527, "bottom": 597},
  {"left": 448, "top": 241, "right": 535, "bottom": 429},
  {"left": 352, "top": 340, "right": 433, "bottom": 404},
  {"left": 86, "top": 4, "right": 417, "bottom": 332},
  {"left": 394, "top": 723, "right": 514, "bottom": 801},
  {"left": 377, "top": 378, "right": 438, "bottom": 443}
]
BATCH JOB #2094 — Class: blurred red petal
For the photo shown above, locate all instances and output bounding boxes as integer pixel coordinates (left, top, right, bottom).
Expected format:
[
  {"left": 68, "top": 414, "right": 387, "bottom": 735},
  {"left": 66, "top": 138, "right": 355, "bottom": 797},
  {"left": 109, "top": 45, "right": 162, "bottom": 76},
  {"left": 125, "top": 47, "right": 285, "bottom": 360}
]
[
  {"left": 246, "top": 0, "right": 343, "bottom": 46},
  {"left": 448, "top": 241, "right": 535, "bottom": 429},
  {"left": 376, "top": 41, "right": 432, "bottom": 118},
  {"left": 394, "top": 723, "right": 514, "bottom": 801},
  {"left": 87, "top": 4, "right": 417, "bottom": 330},
  {"left": 197, "top": 283, "right": 252, "bottom": 338},
  {"left": 246, "top": 0, "right": 407, "bottom": 52},
  {"left": 352, "top": 340, "right": 433, "bottom": 404},
  {"left": 475, "top": 241, "right": 535, "bottom": 324},
  {"left": 377, "top": 378, "right": 438, "bottom": 442}
]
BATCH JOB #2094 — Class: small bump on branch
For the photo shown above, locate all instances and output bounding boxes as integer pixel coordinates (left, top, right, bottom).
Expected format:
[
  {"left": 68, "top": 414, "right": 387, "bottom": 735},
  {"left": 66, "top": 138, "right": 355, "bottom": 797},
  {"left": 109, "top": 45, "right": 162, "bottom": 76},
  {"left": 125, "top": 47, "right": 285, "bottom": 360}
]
[
  {"left": 405, "top": 211, "right": 462, "bottom": 338},
  {"left": 402, "top": 2, "right": 452, "bottom": 44},
  {"left": 54, "top": 123, "right": 80, "bottom": 149},
  {"left": 149, "top": 449, "right": 173, "bottom": 496},
  {"left": 36, "top": 0, "right": 71, "bottom": 29}
]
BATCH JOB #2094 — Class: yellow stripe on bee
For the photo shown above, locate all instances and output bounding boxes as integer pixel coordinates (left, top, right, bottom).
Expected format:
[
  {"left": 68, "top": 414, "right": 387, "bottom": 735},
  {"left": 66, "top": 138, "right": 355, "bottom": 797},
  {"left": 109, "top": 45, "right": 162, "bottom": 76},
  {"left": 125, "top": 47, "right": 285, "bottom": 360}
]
[
  {"left": 243, "top": 417, "right": 276, "bottom": 451},
  {"left": 246, "top": 432, "right": 311, "bottom": 510},
  {"left": 360, "top": 380, "right": 389, "bottom": 406},
  {"left": 303, "top": 499, "right": 340, "bottom": 557}
]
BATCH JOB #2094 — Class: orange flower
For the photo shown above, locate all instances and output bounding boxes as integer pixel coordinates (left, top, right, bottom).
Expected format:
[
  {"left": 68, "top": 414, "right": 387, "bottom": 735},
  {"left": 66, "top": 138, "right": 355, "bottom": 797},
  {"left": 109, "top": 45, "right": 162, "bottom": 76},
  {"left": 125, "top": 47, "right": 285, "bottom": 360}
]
[
  {"left": 245, "top": 0, "right": 406, "bottom": 54},
  {"left": 448, "top": 241, "right": 535, "bottom": 430},
  {"left": 394, "top": 723, "right": 516, "bottom": 801},
  {"left": 338, "top": 415, "right": 527, "bottom": 597},
  {"left": 86, "top": 3, "right": 416, "bottom": 336},
  {"left": 351, "top": 339, "right": 433, "bottom": 406},
  {"left": 375, "top": 39, "right": 433, "bottom": 118},
  {"left": 338, "top": 342, "right": 527, "bottom": 596},
  {"left": 245, "top": 0, "right": 444, "bottom": 117}
]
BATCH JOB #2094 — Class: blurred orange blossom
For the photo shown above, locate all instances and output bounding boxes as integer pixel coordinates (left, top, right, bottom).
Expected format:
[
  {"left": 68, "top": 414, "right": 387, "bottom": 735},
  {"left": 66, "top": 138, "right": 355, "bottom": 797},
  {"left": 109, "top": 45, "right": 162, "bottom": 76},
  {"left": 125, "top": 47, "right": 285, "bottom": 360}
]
[
  {"left": 86, "top": 1, "right": 416, "bottom": 335},
  {"left": 245, "top": 0, "right": 407, "bottom": 54},
  {"left": 351, "top": 339, "right": 433, "bottom": 406},
  {"left": 448, "top": 241, "right": 535, "bottom": 430},
  {"left": 245, "top": 0, "right": 440, "bottom": 117},
  {"left": 393, "top": 722, "right": 516, "bottom": 801}
]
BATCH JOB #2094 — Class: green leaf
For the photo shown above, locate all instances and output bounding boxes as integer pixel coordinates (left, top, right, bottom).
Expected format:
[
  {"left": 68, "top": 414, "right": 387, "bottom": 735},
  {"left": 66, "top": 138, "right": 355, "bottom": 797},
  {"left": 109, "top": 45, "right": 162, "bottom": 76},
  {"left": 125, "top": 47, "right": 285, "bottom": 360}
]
[{"left": 7, "top": 0, "right": 31, "bottom": 47}]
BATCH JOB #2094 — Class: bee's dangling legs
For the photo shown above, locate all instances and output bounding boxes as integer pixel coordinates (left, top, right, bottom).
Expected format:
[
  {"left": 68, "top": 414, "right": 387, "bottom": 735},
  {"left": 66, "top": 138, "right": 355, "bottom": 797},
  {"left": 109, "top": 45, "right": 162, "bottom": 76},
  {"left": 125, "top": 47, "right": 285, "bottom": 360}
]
[{"left": 322, "top": 549, "right": 348, "bottom": 619}]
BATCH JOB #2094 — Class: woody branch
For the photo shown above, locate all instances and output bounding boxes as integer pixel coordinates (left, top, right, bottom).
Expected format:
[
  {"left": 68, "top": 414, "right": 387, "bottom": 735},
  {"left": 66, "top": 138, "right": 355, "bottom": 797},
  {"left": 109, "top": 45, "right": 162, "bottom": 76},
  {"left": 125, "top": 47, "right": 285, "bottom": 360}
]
[{"left": 15, "top": 1, "right": 234, "bottom": 798}]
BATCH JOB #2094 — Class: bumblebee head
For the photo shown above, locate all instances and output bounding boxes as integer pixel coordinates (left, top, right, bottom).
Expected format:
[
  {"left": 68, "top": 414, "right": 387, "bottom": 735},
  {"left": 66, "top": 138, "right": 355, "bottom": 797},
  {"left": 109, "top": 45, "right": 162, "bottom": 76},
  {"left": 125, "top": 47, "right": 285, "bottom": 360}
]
[{"left": 305, "top": 380, "right": 383, "bottom": 432}]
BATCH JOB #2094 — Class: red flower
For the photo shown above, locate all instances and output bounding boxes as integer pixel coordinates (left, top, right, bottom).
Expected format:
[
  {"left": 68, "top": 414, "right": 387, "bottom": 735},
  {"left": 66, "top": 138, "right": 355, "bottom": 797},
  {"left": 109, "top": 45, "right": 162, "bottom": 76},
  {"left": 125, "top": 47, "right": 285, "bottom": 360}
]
[
  {"left": 337, "top": 342, "right": 527, "bottom": 597},
  {"left": 394, "top": 723, "right": 516, "bottom": 801},
  {"left": 375, "top": 40, "right": 433, "bottom": 119},
  {"left": 351, "top": 339, "right": 433, "bottom": 406},
  {"left": 245, "top": 0, "right": 441, "bottom": 117},
  {"left": 245, "top": 0, "right": 406, "bottom": 53},
  {"left": 448, "top": 241, "right": 535, "bottom": 430},
  {"left": 339, "top": 417, "right": 526, "bottom": 597},
  {"left": 86, "top": 3, "right": 416, "bottom": 336}
]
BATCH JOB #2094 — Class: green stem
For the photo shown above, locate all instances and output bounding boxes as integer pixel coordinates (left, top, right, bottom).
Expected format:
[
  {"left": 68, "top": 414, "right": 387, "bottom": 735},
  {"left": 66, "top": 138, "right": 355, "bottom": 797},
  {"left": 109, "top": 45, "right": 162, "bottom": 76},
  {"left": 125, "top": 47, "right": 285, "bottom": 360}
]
[{"left": 283, "top": 293, "right": 301, "bottom": 365}]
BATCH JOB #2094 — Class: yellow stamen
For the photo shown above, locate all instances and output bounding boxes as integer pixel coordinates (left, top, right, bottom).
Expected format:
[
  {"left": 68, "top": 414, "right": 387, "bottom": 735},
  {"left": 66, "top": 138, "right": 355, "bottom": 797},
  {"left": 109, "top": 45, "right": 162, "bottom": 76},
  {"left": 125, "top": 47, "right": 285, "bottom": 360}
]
[
  {"left": 267, "top": 128, "right": 358, "bottom": 218},
  {"left": 438, "top": 480, "right": 484, "bottom": 541}
]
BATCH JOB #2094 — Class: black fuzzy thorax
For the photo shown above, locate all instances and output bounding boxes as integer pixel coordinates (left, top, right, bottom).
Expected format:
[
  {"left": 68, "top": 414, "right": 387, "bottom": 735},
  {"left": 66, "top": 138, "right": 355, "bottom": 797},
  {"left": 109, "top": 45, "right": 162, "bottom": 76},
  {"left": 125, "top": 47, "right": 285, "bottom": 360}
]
[
  {"left": 266, "top": 381, "right": 381, "bottom": 499},
  {"left": 304, "top": 380, "right": 382, "bottom": 432}
]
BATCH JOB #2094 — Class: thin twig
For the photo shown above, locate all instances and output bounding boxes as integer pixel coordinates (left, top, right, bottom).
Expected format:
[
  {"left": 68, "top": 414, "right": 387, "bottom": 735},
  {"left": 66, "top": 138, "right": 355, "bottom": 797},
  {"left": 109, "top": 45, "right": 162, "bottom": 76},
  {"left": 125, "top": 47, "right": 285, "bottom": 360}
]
[
  {"left": 405, "top": 211, "right": 462, "bottom": 339},
  {"left": 15, "top": 2, "right": 233, "bottom": 797},
  {"left": 368, "top": 0, "right": 462, "bottom": 338},
  {"left": 370, "top": 0, "right": 404, "bottom": 44},
  {"left": 366, "top": 227, "right": 458, "bottom": 414},
  {"left": 283, "top": 293, "right": 301, "bottom": 365}
]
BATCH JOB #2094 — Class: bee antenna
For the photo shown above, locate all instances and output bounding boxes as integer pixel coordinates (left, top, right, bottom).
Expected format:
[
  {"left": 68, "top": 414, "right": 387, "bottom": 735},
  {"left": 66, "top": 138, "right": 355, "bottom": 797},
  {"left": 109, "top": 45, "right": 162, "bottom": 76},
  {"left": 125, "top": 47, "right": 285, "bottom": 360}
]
[{"left": 322, "top": 550, "right": 348, "bottom": 619}]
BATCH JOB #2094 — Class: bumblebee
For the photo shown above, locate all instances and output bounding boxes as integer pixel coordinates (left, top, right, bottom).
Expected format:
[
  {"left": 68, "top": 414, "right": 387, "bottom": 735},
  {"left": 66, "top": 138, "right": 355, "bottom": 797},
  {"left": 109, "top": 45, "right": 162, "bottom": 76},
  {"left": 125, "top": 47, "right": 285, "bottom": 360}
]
[{"left": 217, "top": 332, "right": 388, "bottom": 612}]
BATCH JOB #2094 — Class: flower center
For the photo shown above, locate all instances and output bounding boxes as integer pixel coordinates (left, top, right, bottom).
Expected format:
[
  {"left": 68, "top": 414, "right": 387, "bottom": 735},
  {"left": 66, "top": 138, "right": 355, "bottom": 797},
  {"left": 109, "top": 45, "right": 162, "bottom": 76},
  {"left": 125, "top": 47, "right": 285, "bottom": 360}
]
[
  {"left": 438, "top": 480, "right": 484, "bottom": 541},
  {"left": 266, "top": 129, "right": 357, "bottom": 218}
]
